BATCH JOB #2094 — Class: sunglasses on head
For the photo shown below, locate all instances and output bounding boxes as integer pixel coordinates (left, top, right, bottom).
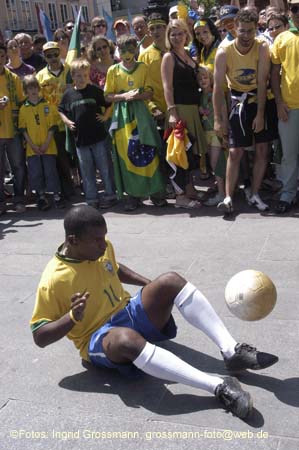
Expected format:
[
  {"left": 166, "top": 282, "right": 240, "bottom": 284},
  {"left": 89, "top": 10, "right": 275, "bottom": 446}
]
[
  {"left": 45, "top": 51, "right": 60, "bottom": 59},
  {"left": 268, "top": 24, "right": 283, "bottom": 31},
  {"left": 289, "top": 4, "right": 299, "bottom": 13},
  {"left": 95, "top": 44, "right": 108, "bottom": 51}
]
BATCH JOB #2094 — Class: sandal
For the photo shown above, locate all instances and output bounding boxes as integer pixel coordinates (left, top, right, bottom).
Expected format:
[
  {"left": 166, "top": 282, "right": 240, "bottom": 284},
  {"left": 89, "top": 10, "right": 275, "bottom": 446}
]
[
  {"left": 274, "top": 200, "right": 292, "bottom": 214},
  {"left": 175, "top": 196, "right": 201, "bottom": 209}
]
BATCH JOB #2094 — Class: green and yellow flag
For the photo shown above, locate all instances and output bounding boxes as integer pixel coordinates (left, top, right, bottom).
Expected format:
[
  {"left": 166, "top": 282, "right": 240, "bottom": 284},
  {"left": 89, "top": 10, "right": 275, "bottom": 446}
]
[
  {"left": 110, "top": 101, "right": 165, "bottom": 198},
  {"left": 66, "top": 7, "right": 82, "bottom": 65}
]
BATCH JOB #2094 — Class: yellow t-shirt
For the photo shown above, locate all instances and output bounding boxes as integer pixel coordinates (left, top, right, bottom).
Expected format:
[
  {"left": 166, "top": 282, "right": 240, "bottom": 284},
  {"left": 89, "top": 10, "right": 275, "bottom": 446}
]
[
  {"left": 0, "top": 67, "right": 24, "bottom": 138},
  {"left": 138, "top": 44, "right": 167, "bottom": 114},
  {"left": 271, "top": 30, "right": 299, "bottom": 109},
  {"left": 30, "top": 240, "right": 131, "bottom": 361},
  {"left": 19, "top": 99, "right": 59, "bottom": 157},
  {"left": 36, "top": 64, "right": 71, "bottom": 130},
  {"left": 224, "top": 39, "right": 261, "bottom": 92},
  {"left": 104, "top": 61, "right": 152, "bottom": 96}
]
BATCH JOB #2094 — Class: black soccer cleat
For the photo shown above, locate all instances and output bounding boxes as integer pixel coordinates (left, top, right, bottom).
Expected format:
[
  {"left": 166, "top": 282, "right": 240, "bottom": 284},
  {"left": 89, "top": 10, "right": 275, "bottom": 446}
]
[
  {"left": 215, "top": 376, "right": 253, "bottom": 419},
  {"left": 223, "top": 343, "right": 279, "bottom": 372}
]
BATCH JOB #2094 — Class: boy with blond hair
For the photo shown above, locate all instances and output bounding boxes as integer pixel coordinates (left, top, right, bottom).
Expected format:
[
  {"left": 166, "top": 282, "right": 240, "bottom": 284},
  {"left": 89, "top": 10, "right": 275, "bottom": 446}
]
[{"left": 58, "top": 59, "right": 116, "bottom": 209}]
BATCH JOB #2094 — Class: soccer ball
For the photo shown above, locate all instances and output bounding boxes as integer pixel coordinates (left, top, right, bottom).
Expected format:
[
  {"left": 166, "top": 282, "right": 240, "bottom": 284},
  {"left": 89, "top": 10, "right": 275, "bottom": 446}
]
[{"left": 225, "top": 270, "right": 277, "bottom": 321}]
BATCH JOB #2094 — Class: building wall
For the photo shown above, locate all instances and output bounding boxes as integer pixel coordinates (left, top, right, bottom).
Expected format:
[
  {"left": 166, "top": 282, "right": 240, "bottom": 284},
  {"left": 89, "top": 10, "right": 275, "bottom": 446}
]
[{"left": 0, "top": 0, "right": 112, "bottom": 39}]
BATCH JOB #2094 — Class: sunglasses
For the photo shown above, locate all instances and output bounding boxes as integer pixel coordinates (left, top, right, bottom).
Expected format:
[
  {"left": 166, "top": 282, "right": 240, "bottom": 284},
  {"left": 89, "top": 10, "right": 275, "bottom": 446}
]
[
  {"left": 289, "top": 5, "right": 299, "bottom": 13},
  {"left": 45, "top": 52, "right": 60, "bottom": 59},
  {"left": 66, "top": 25, "right": 74, "bottom": 30},
  {"left": 95, "top": 44, "right": 108, "bottom": 51},
  {"left": 93, "top": 23, "right": 106, "bottom": 28},
  {"left": 268, "top": 24, "right": 283, "bottom": 31},
  {"left": 218, "top": 28, "right": 227, "bottom": 33}
]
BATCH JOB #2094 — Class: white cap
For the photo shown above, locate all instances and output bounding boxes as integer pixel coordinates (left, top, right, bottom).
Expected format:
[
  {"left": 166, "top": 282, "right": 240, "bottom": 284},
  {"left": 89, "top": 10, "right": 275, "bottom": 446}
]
[{"left": 169, "top": 5, "right": 178, "bottom": 18}]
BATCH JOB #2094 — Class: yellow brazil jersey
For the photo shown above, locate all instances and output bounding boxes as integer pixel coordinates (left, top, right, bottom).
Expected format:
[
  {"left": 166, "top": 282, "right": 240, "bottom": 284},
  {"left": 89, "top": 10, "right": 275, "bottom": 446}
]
[
  {"left": 19, "top": 99, "right": 59, "bottom": 157},
  {"left": 104, "top": 61, "right": 152, "bottom": 96},
  {"left": 224, "top": 39, "right": 261, "bottom": 92},
  {"left": 271, "top": 30, "right": 299, "bottom": 109},
  {"left": 36, "top": 64, "right": 71, "bottom": 131},
  {"left": 0, "top": 67, "right": 24, "bottom": 138},
  {"left": 138, "top": 44, "right": 167, "bottom": 114},
  {"left": 30, "top": 240, "right": 131, "bottom": 361}
]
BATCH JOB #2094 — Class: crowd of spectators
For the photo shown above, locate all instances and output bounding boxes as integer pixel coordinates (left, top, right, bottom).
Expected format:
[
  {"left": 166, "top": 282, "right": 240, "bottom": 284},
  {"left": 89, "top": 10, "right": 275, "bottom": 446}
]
[{"left": 0, "top": 0, "right": 298, "bottom": 216}]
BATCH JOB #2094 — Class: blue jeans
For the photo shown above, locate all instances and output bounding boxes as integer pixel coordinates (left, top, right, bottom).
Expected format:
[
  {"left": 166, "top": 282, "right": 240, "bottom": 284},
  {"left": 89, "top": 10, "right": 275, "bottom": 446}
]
[
  {"left": 278, "top": 109, "right": 299, "bottom": 204},
  {"left": 0, "top": 136, "right": 25, "bottom": 205},
  {"left": 27, "top": 154, "right": 61, "bottom": 194},
  {"left": 76, "top": 139, "right": 115, "bottom": 202}
]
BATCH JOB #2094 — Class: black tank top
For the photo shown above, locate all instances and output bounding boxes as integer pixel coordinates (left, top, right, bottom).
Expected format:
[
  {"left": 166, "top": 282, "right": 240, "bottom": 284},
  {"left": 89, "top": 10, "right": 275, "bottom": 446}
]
[{"left": 172, "top": 52, "right": 201, "bottom": 105}]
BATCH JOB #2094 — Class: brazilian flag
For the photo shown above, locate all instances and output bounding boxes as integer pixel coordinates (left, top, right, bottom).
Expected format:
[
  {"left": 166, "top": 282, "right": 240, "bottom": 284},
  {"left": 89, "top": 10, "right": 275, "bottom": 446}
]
[{"left": 110, "top": 101, "right": 165, "bottom": 198}]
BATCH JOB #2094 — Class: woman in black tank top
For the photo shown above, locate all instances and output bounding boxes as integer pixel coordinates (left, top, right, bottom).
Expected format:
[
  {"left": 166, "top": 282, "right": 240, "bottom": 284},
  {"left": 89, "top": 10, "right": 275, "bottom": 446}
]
[{"left": 161, "top": 19, "right": 207, "bottom": 209}]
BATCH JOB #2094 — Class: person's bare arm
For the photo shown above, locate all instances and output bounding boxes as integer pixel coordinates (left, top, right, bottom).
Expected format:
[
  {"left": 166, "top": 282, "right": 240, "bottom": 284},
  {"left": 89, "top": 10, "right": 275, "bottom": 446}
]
[
  {"left": 213, "top": 48, "right": 228, "bottom": 142},
  {"left": 253, "top": 42, "right": 270, "bottom": 133},
  {"left": 33, "top": 291, "right": 89, "bottom": 348},
  {"left": 118, "top": 263, "right": 151, "bottom": 286},
  {"left": 161, "top": 52, "right": 179, "bottom": 128},
  {"left": 271, "top": 63, "right": 289, "bottom": 122},
  {"left": 105, "top": 89, "right": 152, "bottom": 103}
]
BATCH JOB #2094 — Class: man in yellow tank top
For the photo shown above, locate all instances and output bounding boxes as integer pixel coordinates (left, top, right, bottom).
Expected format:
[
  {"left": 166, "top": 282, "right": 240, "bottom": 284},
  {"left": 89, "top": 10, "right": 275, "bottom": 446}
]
[{"left": 213, "top": 9, "right": 273, "bottom": 214}]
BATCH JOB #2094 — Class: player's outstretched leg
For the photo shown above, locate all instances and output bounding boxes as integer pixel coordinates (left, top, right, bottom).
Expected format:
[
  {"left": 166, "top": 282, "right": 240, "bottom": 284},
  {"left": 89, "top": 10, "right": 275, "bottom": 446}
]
[
  {"left": 103, "top": 328, "right": 253, "bottom": 419},
  {"left": 171, "top": 279, "right": 278, "bottom": 371}
]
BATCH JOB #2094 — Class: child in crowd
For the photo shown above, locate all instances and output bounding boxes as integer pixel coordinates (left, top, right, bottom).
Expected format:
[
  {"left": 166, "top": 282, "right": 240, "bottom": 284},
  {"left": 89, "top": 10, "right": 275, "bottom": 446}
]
[
  {"left": 19, "top": 75, "right": 65, "bottom": 211},
  {"left": 58, "top": 58, "right": 116, "bottom": 209},
  {"left": 198, "top": 67, "right": 227, "bottom": 206},
  {"left": 104, "top": 35, "right": 165, "bottom": 211}
]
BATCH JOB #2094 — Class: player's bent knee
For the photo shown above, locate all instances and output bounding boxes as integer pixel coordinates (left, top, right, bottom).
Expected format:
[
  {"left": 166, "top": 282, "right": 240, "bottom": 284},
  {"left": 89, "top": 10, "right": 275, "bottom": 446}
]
[
  {"left": 103, "top": 327, "right": 146, "bottom": 362},
  {"left": 157, "top": 271, "right": 186, "bottom": 290}
]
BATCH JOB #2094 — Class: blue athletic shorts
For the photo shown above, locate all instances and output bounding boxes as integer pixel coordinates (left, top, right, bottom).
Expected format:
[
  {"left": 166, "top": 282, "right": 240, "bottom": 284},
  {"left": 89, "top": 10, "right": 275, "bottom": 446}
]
[{"left": 88, "top": 290, "right": 177, "bottom": 377}]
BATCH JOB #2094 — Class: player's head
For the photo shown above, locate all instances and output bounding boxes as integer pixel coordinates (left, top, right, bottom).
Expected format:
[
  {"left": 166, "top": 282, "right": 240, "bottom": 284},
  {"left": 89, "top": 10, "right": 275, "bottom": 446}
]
[
  {"left": 70, "top": 58, "right": 90, "bottom": 89},
  {"left": 22, "top": 74, "right": 40, "bottom": 95},
  {"left": 64, "top": 206, "right": 107, "bottom": 260}
]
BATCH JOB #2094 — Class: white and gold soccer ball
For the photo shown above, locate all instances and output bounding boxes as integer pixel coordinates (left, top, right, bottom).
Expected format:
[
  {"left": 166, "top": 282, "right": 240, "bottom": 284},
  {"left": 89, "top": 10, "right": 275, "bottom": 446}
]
[{"left": 225, "top": 270, "right": 277, "bottom": 321}]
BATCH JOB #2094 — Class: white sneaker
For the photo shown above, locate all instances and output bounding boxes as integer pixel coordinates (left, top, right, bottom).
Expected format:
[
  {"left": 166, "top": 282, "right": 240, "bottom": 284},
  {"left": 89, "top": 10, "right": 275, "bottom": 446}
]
[
  {"left": 217, "top": 196, "right": 233, "bottom": 213},
  {"left": 248, "top": 193, "right": 269, "bottom": 211}
]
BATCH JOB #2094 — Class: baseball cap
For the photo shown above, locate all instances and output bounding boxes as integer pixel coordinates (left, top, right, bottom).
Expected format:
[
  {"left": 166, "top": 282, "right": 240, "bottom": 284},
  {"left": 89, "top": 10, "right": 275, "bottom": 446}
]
[
  {"left": 219, "top": 5, "right": 239, "bottom": 21},
  {"left": 113, "top": 19, "right": 127, "bottom": 29},
  {"left": 42, "top": 41, "right": 59, "bottom": 52},
  {"left": 169, "top": 5, "right": 178, "bottom": 18}
]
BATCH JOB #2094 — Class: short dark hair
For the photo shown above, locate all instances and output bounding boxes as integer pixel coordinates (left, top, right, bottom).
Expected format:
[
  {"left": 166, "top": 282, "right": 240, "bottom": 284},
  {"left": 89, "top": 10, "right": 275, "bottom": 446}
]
[
  {"left": 235, "top": 9, "right": 259, "bottom": 25},
  {"left": 64, "top": 205, "right": 106, "bottom": 238},
  {"left": 117, "top": 35, "right": 138, "bottom": 50}
]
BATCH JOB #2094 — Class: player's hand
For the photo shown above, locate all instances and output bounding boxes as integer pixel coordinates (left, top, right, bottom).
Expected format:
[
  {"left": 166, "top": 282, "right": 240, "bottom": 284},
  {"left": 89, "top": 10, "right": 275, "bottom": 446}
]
[
  {"left": 214, "top": 119, "right": 228, "bottom": 143},
  {"left": 31, "top": 144, "right": 41, "bottom": 154},
  {"left": 276, "top": 102, "right": 289, "bottom": 122},
  {"left": 70, "top": 290, "right": 89, "bottom": 321},
  {"left": 252, "top": 113, "right": 264, "bottom": 133},
  {"left": 66, "top": 119, "right": 76, "bottom": 131},
  {"left": 168, "top": 111, "right": 179, "bottom": 129},
  {"left": 96, "top": 113, "right": 105, "bottom": 122},
  {"left": 39, "top": 143, "right": 49, "bottom": 154},
  {"left": 124, "top": 89, "right": 139, "bottom": 102}
]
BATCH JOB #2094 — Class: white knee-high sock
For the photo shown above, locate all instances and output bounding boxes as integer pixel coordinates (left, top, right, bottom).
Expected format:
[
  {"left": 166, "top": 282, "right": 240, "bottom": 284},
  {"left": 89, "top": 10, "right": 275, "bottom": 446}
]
[
  {"left": 174, "top": 282, "right": 237, "bottom": 357},
  {"left": 133, "top": 342, "right": 223, "bottom": 394}
]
